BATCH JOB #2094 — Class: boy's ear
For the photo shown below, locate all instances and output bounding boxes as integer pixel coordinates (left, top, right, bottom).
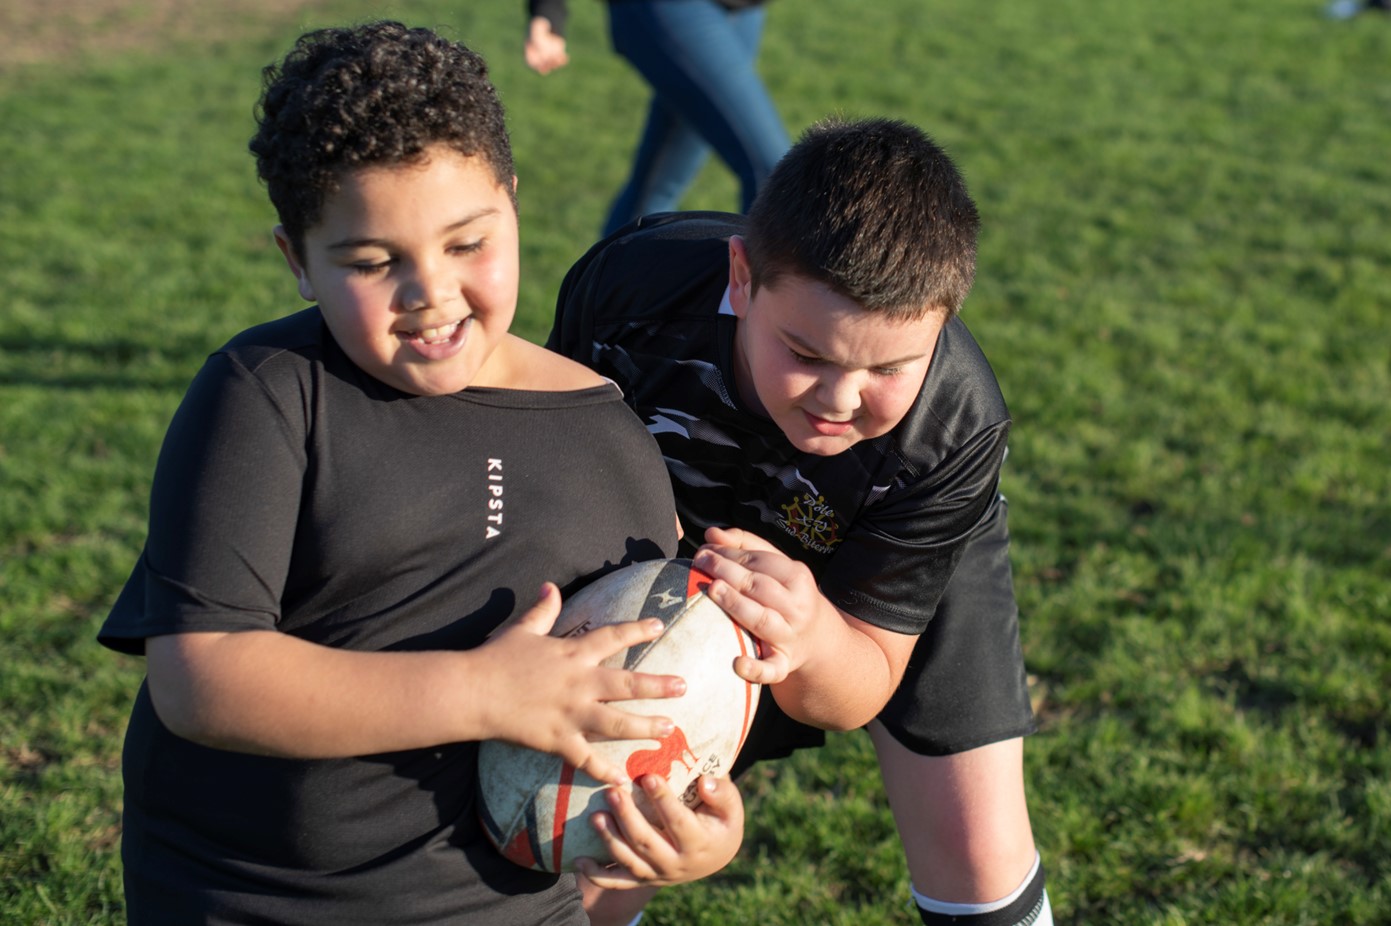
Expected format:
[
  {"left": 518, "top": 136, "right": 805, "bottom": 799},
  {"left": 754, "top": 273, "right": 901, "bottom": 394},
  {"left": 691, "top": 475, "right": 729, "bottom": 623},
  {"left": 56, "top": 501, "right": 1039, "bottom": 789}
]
[
  {"left": 727, "top": 235, "right": 753, "bottom": 318},
  {"left": 273, "top": 226, "right": 317, "bottom": 304}
]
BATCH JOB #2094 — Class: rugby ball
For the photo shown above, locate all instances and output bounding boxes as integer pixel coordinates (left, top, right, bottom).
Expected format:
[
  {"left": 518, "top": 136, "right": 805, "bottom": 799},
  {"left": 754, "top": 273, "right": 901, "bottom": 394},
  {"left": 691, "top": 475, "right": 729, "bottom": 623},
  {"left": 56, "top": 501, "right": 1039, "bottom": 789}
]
[{"left": 477, "top": 558, "right": 761, "bottom": 872}]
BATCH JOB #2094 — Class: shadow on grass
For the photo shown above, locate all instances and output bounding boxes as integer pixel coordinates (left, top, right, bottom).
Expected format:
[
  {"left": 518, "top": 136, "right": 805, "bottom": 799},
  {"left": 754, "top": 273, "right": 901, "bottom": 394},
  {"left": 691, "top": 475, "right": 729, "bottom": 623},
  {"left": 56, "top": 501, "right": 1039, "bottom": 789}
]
[{"left": 0, "top": 333, "right": 212, "bottom": 392}]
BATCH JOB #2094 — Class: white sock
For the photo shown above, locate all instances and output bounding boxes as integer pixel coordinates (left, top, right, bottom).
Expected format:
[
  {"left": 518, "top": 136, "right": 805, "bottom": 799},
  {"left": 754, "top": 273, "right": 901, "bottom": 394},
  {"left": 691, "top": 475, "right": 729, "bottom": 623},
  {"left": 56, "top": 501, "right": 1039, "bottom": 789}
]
[{"left": 911, "top": 852, "right": 1051, "bottom": 920}]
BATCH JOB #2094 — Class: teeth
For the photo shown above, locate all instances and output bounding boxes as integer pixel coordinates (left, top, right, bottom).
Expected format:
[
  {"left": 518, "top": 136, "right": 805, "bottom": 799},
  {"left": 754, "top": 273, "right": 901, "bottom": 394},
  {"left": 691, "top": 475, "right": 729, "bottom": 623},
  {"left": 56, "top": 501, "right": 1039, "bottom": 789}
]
[{"left": 417, "top": 321, "right": 461, "bottom": 344}]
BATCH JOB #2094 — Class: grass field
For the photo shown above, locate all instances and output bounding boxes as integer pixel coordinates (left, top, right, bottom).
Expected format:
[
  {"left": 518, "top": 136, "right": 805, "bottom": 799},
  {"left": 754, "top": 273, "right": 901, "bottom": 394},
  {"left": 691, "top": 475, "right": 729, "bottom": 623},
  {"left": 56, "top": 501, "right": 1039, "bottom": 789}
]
[{"left": 2, "top": 1, "right": 1388, "bottom": 923}]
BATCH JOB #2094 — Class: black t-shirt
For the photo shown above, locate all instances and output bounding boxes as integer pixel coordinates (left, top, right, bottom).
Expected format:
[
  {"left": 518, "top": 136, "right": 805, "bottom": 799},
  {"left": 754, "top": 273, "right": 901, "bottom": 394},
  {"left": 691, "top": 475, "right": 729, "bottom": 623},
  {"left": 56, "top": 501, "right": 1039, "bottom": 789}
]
[
  {"left": 548, "top": 212, "right": 1010, "bottom": 636},
  {"left": 100, "top": 308, "right": 677, "bottom": 925}
]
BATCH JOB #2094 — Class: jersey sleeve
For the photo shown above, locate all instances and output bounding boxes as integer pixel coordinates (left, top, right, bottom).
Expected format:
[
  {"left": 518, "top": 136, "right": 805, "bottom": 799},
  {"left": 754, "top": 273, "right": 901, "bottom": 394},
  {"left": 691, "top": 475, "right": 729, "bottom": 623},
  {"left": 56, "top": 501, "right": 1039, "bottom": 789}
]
[
  {"left": 548, "top": 212, "right": 742, "bottom": 371},
  {"left": 547, "top": 229, "right": 618, "bottom": 367},
  {"left": 99, "top": 351, "right": 309, "bottom": 654},
  {"left": 527, "top": 0, "right": 569, "bottom": 36},
  {"left": 821, "top": 420, "right": 1010, "bottom": 635}
]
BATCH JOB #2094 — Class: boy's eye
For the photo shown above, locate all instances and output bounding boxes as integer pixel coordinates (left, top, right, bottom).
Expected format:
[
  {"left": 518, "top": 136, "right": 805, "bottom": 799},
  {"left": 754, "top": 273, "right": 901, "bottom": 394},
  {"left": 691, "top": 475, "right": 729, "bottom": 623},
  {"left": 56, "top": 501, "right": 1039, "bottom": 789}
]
[
  {"left": 872, "top": 365, "right": 904, "bottom": 377},
  {"left": 450, "top": 239, "right": 485, "bottom": 255},
  {"left": 789, "top": 349, "right": 822, "bottom": 366},
  {"left": 349, "top": 260, "right": 391, "bottom": 276}
]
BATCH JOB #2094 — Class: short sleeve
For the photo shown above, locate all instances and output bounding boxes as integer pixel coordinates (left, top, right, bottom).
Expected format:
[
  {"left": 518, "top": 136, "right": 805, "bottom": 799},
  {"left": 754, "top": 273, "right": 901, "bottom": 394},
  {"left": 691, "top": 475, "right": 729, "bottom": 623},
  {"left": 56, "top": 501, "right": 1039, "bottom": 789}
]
[
  {"left": 547, "top": 236, "right": 607, "bottom": 364},
  {"left": 99, "top": 352, "right": 309, "bottom": 653},
  {"left": 528, "top": 0, "right": 569, "bottom": 36},
  {"left": 819, "top": 421, "right": 1010, "bottom": 634}
]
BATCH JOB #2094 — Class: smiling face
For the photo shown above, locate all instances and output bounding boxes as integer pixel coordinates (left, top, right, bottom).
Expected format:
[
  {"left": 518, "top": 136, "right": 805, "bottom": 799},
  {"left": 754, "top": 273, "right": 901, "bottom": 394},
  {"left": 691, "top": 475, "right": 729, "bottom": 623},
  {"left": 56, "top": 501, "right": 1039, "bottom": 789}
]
[
  {"left": 275, "top": 145, "right": 520, "bottom": 396},
  {"left": 727, "top": 236, "right": 945, "bottom": 456}
]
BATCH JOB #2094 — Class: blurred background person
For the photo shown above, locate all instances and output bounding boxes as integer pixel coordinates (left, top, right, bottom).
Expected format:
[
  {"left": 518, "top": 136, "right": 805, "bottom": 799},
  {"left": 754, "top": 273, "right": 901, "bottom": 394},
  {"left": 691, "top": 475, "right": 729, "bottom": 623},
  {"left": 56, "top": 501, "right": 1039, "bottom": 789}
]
[
  {"left": 1326, "top": 0, "right": 1388, "bottom": 18},
  {"left": 525, "top": 0, "right": 790, "bottom": 235}
]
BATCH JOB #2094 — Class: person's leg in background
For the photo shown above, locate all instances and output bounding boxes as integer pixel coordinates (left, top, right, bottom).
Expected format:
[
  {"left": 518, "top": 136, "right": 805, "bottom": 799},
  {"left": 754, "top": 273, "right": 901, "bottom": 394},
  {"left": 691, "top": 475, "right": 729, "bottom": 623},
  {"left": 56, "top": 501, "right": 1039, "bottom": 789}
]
[
  {"left": 1326, "top": 0, "right": 1389, "bottom": 17},
  {"left": 604, "top": 0, "right": 790, "bottom": 235}
]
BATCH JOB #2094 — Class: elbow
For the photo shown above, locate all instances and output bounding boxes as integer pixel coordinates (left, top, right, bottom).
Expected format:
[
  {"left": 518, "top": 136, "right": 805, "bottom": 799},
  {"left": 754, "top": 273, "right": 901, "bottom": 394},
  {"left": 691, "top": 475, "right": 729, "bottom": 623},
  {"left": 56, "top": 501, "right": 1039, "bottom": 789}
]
[
  {"left": 769, "top": 686, "right": 881, "bottom": 733},
  {"left": 143, "top": 633, "right": 242, "bottom": 750},
  {"left": 148, "top": 681, "right": 269, "bottom": 754},
  {"left": 146, "top": 672, "right": 220, "bottom": 746},
  {"left": 824, "top": 707, "right": 882, "bottom": 733}
]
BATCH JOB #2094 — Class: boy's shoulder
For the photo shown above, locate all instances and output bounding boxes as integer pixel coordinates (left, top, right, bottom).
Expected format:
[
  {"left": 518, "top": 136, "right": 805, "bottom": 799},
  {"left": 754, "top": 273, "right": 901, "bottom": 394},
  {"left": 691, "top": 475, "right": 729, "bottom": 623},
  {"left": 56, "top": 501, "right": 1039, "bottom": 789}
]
[
  {"left": 217, "top": 306, "right": 326, "bottom": 371},
  {"left": 613, "top": 210, "right": 745, "bottom": 246},
  {"left": 891, "top": 316, "right": 1011, "bottom": 460},
  {"left": 575, "top": 211, "right": 739, "bottom": 290},
  {"left": 488, "top": 336, "right": 610, "bottom": 392},
  {"left": 559, "top": 212, "right": 739, "bottom": 331}
]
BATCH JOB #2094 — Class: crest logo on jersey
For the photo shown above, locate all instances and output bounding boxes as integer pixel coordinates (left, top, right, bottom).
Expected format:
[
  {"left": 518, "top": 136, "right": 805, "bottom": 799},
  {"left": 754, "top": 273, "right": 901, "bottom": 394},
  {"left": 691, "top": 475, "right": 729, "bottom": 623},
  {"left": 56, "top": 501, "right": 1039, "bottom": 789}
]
[{"left": 777, "top": 493, "right": 842, "bottom": 555}]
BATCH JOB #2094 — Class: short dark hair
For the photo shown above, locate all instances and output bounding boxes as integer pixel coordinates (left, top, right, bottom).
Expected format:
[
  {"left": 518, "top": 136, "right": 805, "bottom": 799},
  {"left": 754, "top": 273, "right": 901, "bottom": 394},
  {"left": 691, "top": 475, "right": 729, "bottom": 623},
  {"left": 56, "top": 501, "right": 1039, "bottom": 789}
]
[
  {"left": 249, "top": 21, "right": 515, "bottom": 258},
  {"left": 744, "top": 117, "right": 980, "bottom": 319}
]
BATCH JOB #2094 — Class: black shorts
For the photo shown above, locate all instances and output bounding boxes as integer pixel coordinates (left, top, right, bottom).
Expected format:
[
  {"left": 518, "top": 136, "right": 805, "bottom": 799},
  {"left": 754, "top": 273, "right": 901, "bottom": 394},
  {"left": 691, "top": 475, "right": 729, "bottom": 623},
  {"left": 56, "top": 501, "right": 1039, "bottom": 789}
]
[{"left": 732, "top": 496, "right": 1035, "bottom": 775}]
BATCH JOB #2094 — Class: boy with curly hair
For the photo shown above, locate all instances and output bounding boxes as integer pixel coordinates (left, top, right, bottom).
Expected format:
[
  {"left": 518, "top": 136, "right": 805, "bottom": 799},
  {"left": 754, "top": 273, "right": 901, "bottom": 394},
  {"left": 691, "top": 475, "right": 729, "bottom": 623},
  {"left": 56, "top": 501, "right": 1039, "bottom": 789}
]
[{"left": 100, "top": 22, "right": 743, "bottom": 924}]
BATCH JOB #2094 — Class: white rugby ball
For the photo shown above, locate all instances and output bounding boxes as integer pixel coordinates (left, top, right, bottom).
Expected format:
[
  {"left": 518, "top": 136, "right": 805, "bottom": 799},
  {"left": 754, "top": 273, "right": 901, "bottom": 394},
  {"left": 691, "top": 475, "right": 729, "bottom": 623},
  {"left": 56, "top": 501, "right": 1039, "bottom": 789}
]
[{"left": 477, "top": 557, "right": 761, "bottom": 872}]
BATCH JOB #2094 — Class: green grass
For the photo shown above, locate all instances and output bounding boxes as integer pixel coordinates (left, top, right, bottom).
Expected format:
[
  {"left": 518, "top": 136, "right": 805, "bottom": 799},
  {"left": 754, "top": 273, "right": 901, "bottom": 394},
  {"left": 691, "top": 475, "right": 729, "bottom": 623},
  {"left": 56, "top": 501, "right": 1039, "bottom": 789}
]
[{"left": 3, "top": 0, "right": 1389, "bottom": 922}]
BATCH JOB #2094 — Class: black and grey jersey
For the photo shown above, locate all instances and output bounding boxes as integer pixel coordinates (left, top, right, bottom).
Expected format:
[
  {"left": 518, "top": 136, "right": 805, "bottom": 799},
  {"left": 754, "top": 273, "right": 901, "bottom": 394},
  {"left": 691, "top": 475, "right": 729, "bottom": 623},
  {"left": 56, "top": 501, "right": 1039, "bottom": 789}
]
[{"left": 550, "top": 212, "right": 1011, "bottom": 636}]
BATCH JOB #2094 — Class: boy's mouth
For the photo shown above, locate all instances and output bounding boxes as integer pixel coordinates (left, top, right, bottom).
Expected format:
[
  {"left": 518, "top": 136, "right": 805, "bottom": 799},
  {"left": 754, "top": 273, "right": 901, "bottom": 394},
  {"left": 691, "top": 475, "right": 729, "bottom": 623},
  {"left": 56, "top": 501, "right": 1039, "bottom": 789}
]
[
  {"left": 401, "top": 316, "right": 471, "bottom": 360},
  {"left": 804, "top": 411, "right": 854, "bottom": 437},
  {"left": 414, "top": 320, "right": 463, "bottom": 344}
]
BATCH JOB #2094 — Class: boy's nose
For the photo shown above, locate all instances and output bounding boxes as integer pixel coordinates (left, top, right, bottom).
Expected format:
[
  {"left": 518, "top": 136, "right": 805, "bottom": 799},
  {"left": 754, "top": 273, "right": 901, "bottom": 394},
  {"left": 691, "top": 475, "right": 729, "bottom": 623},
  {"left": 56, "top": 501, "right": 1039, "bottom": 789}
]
[
  {"left": 816, "top": 371, "right": 862, "bottom": 413},
  {"left": 401, "top": 265, "right": 457, "bottom": 312}
]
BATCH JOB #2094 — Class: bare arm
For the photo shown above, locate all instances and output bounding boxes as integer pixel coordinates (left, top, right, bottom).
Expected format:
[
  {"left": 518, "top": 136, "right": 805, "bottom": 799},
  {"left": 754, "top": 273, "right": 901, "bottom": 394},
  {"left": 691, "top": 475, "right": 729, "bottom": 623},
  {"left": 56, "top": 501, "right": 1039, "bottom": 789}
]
[
  {"left": 146, "top": 583, "right": 686, "bottom": 784},
  {"left": 771, "top": 603, "right": 915, "bottom": 731}
]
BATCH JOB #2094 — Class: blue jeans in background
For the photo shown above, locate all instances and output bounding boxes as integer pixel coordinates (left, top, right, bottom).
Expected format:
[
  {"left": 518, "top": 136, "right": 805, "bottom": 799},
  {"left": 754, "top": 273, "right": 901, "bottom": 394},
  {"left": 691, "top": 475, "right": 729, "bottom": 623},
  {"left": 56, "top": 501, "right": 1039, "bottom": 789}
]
[{"left": 604, "top": 0, "right": 791, "bottom": 235}]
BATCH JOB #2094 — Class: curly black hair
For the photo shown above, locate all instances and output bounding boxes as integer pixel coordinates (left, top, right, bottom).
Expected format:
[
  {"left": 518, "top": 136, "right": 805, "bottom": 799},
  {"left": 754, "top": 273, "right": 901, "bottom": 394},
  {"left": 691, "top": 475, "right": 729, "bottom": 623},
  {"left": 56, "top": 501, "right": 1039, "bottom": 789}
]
[{"left": 249, "top": 21, "right": 515, "bottom": 258}]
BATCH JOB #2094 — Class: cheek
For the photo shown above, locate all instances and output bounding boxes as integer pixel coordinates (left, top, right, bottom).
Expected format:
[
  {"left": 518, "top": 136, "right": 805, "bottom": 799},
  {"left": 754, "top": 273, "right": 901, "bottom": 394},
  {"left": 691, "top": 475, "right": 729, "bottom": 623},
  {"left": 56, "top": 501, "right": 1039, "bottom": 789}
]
[
  {"left": 474, "top": 240, "right": 520, "bottom": 297},
  {"left": 324, "top": 276, "right": 377, "bottom": 314},
  {"left": 467, "top": 268, "right": 518, "bottom": 327},
  {"left": 763, "top": 363, "right": 818, "bottom": 403},
  {"left": 474, "top": 253, "right": 510, "bottom": 290},
  {"left": 322, "top": 286, "right": 392, "bottom": 348},
  {"left": 864, "top": 380, "right": 918, "bottom": 423}
]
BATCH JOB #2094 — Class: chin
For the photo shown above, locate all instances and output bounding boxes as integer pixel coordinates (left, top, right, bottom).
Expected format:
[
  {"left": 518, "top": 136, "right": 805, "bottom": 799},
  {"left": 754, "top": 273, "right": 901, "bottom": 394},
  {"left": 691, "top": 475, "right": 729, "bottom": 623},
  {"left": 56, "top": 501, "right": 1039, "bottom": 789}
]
[
  {"left": 389, "top": 369, "right": 477, "bottom": 397},
  {"left": 788, "top": 433, "right": 853, "bottom": 456}
]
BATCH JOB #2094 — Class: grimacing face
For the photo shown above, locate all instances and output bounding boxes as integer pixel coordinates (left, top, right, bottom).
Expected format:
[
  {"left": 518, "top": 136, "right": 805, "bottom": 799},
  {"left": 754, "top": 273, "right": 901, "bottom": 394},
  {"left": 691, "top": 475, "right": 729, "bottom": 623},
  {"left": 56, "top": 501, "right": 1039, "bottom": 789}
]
[
  {"left": 726, "top": 236, "right": 944, "bottom": 456},
  {"left": 275, "top": 145, "right": 521, "bottom": 396}
]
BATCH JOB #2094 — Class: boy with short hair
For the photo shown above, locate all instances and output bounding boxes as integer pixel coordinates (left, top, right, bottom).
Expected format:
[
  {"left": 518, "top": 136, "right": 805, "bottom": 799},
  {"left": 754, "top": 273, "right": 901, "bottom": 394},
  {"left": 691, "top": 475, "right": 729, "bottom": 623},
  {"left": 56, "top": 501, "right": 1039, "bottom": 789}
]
[
  {"left": 550, "top": 117, "right": 1052, "bottom": 925},
  {"left": 99, "top": 22, "right": 743, "bottom": 924}
]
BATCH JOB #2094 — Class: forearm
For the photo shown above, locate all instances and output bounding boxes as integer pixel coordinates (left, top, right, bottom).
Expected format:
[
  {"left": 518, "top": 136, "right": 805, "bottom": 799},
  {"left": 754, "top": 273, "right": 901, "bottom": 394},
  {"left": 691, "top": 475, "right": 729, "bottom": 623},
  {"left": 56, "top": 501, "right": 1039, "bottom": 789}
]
[
  {"left": 690, "top": 529, "right": 916, "bottom": 731},
  {"left": 146, "top": 631, "right": 496, "bottom": 758},
  {"left": 769, "top": 609, "right": 903, "bottom": 731}
]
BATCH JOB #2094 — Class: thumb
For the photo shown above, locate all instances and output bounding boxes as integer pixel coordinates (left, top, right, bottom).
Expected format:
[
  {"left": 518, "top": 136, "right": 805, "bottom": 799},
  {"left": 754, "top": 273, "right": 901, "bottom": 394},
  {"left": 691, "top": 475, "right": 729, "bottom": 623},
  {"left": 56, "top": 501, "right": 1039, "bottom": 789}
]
[
  {"left": 514, "top": 582, "right": 563, "bottom": 634},
  {"left": 703, "top": 524, "right": 778, "bottom": 553},
  {"left": 696, "top": 773, "right": 743, "bottom": 817}
]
